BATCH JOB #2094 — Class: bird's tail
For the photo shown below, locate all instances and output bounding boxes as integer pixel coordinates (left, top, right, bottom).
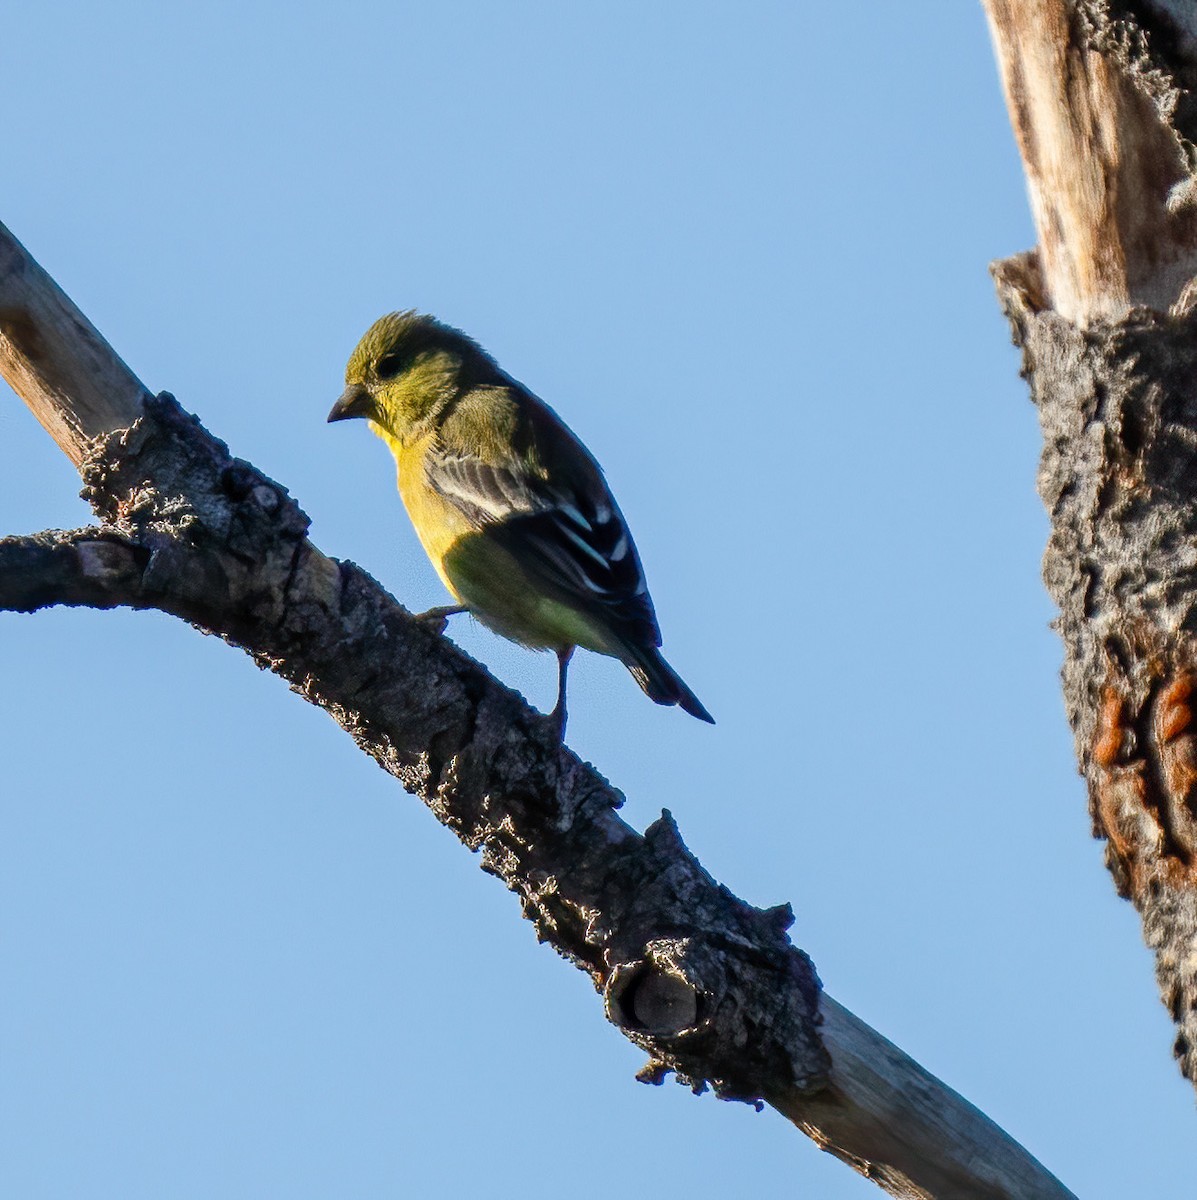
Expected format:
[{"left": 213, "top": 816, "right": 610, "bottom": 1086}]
[{"left": 624, "top": 644, "right": 714, "bottom": 724}]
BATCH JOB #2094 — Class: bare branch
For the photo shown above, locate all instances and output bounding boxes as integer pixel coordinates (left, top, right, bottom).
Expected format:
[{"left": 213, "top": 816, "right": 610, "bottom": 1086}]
[
  {"left": 0, "top": 527, "right": 144, "bottom": 612},
  {"left": 0, "top": 220, "right": 148, "bottom": 464},
  {"left": 0, "top": 225, "right": 1076, "bottom": 1198}
]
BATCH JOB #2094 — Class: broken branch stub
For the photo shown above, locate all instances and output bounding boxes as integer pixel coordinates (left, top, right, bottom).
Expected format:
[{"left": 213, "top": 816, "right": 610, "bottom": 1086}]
[{"left": 0, "top": 220, "right": 148, "bottom": 463}]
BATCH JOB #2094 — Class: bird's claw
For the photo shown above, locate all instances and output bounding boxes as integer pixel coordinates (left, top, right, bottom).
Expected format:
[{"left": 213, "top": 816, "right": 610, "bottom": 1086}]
[
  {"left": 413, "top": 604, "right": 467, "bottom": 636},
  {"left": 547, "top": 702, "right": 567, "bottom": 741}
]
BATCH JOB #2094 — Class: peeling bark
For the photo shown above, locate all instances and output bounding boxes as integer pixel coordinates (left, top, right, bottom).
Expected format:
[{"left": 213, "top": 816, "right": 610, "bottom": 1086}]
[{"left": 984, "top": 0, "right": 1197, "bottom": 324}]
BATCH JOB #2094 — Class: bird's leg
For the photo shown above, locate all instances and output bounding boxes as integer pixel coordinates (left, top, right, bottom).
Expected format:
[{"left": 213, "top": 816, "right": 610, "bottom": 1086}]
[
  {"left": 550, "top": 646, "right": 574, "bottom": 738},
  {"left": 413, "top": 604, "right": 468, "bottom": 635}
]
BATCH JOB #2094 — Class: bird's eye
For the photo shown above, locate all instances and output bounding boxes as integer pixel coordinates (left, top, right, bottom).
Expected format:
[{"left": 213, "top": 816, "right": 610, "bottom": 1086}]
[{"left": 376, "top": 352, "right": 405, "bottom": 380}]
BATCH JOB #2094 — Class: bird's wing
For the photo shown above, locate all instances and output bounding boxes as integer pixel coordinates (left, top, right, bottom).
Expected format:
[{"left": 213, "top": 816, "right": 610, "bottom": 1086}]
[{"left": 427, "top": 389, "right": 661, "bottom": 647}]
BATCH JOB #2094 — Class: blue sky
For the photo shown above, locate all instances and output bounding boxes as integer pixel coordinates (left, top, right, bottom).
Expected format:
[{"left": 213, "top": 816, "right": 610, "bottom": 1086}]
[{"left": 1, "top": 3, "right": 1191, "bottom": 1197}]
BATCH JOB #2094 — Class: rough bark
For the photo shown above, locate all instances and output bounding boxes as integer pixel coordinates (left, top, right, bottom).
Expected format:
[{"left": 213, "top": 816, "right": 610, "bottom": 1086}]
[
  {"left": 995, "top": 255, "right": 1197, "bottom": 1083},
  {"left": 0, "top": 219, "right": 1076, "bottom": 1196},
  {"left": 984, "top": 0, "right": 1197, "bottom": 1088}
]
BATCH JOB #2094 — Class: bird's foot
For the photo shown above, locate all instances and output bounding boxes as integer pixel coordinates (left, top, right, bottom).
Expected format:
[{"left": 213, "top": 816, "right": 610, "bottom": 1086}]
[
  {"left": 413, "top": 604, "right": 467, "bottom": 636},
  {"left": 547, "top": 700, "right": 567, "bottom": 741},
  {"left": 548, "top": 646, "right": 573, "bottom": 740}
]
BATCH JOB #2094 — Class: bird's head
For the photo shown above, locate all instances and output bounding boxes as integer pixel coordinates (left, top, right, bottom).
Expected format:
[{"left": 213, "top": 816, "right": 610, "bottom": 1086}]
[{"left": 328, "top": 310, "right": 495, "bottom": 441}]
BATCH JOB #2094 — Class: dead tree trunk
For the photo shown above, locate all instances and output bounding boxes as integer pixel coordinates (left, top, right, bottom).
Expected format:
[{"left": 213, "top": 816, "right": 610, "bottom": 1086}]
[{"left": 984, "top": 0, "right": 1197, "bottom": 1086}]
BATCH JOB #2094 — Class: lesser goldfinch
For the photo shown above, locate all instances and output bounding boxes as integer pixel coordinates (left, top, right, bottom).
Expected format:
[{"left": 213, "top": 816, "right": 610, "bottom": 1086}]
[{"left": 328, "top": 311, "right": 713, "bottom": 734}]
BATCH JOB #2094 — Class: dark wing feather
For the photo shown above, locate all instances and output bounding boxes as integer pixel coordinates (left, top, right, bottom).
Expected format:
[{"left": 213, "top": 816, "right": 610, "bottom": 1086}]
[
  {"left": 430, "top": 452, "right": 542, "bottom": 523},
  {"left": 427, "top": 429, "right": 661, "bottom": 649},
  {"left": 495, "top": 500, "right": 659, "bottom": 648}
]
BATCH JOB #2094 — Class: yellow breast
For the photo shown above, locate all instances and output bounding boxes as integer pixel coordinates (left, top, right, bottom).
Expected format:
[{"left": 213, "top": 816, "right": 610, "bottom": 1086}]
[
  {"left": 380, "top": 428, "right": 474, "bottom": 598},
  {"left": 375, "top": 423, "right": 620, "bottom": 657}
]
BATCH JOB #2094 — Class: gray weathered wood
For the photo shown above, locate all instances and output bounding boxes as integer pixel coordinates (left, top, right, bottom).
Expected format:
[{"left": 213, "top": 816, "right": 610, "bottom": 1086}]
[
  {"left": 780, "top": 999, "right": 1073, "bottom": 1200},
  {"left": 0, "top": 220, "right": 148, "bottom": 463},
  {"left": 0, "top": 224, "right": 1076, "bottom": 1198}
]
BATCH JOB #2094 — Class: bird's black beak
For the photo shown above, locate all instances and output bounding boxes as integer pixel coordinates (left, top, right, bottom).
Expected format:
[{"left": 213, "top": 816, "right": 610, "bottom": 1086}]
[{"left": 327, "top": 383, "right": 375, "bottom": 423}]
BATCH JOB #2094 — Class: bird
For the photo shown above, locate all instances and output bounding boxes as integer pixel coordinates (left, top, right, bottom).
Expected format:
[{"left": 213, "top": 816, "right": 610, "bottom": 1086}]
[{"left": 328, "top": 310, "right": 713, "bottom": 735}]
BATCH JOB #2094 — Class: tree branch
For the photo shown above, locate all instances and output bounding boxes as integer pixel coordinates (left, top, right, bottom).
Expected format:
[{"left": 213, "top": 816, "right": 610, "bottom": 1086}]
[
  {"left": 0, "top": 527, "right": 145, "bottom": 612},
  {"left": 0, "top": 223, "right": 146, "bottom": 464},
  {"left": 0, "top": 219, "right": 1075, "bottom": 1199}
]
